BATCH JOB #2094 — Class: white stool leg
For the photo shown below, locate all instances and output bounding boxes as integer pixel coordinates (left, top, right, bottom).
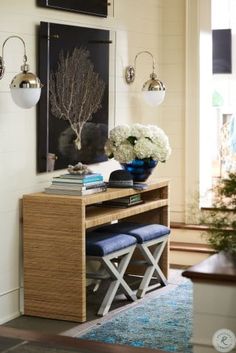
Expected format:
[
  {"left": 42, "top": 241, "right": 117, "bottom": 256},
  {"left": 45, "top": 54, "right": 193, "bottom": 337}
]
[
  {"left": 137, "top": 237, "right": 168, "bottom": 298},
  {"left": 97, "top": 245, "right": 136, "bottom": 316}
]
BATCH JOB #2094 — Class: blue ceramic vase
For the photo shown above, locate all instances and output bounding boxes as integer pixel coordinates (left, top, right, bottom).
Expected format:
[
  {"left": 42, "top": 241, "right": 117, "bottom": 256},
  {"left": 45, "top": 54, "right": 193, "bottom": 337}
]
[{"left": 121, "top": 159, "right": 158, "bottom": 182}]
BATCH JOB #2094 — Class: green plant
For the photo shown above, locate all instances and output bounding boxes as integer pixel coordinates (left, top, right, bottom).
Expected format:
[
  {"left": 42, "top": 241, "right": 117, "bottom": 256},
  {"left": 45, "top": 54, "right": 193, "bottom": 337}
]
[{"left": 201, "top": 173, "right": 236, "bottom": 254}]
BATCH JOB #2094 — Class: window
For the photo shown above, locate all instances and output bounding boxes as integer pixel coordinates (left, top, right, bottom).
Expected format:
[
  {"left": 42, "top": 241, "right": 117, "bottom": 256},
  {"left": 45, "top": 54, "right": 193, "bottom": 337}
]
[{"left": 200, "top": 0, "right": 236, "bottom": 207}]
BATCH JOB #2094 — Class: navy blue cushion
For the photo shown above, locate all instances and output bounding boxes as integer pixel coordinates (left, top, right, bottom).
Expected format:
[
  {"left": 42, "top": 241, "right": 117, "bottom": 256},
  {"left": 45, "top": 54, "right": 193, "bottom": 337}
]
[
  {"left": 96, "top": 222, "right": 170, "bottom": 244},
  {"left": 86, "top": 231, "right": 137, "bottom": 256}
]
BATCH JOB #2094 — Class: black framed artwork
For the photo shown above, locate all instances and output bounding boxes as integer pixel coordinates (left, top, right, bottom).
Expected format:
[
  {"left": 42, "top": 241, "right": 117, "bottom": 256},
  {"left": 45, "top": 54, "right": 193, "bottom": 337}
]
[
  {"left": 212, "top": 29, "right": 232, "bottom": 74},
  {"left": 37, "top": 22, "right": 110, "bottom": 173},
  {"left": 37, "top": 0, "right": 108, "bottom": 17}
]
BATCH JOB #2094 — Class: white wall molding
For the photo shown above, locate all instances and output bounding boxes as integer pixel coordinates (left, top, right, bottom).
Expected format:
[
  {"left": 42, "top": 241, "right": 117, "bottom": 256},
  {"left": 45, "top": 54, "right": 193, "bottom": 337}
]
[
  {"left": 185, "top": 0, "right": 200, "bottom": 223},
  {"left": 0, "top": 289, "right": 20, "bottom": 324},
  {"left": 185, "top": 0, "right": 212, "bottom": 223},
  {"left": 0, "top": 287, "right": 20, "bottom": 298}
]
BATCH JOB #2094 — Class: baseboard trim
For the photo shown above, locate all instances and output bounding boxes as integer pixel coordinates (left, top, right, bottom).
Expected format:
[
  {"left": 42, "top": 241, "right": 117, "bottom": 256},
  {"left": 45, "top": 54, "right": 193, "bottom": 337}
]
[
  {"left": 0, "top": 311, "right": 20, "bottom": 325},
  {"left": 0, "top": 288, "right": 20, "bottom": 324}
]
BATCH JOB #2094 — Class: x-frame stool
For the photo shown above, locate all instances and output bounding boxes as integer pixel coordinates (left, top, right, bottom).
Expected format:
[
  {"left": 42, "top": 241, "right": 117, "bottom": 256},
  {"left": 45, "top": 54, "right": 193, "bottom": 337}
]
[
  {"left": 134, "top": 234, "right": 169, "bottom": 298},
  {"left": 94, "top": 222, "right": 171, "bottom": 299},
  {"left": 86, "top": 232, "right": 137, "bottom": 316}
]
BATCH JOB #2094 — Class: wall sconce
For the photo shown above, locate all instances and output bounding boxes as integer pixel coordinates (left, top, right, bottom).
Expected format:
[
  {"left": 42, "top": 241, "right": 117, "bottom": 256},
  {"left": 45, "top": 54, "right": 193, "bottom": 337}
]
[
  {"left": 0, "top": 35, "right": 42, "bottom": 109},
  {"left": 125, "top": 51, "right": 165, "bottom": 106}
]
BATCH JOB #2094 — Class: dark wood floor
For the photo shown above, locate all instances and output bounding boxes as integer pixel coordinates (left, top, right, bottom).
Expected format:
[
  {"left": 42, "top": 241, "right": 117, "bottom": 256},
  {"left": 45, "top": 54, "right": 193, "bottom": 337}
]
[
  {"left": 0, "top": 326, "right": 167, "bottom": 353},
  {"left": 0, "top": 270, "right": 185, "bottom": 352}
]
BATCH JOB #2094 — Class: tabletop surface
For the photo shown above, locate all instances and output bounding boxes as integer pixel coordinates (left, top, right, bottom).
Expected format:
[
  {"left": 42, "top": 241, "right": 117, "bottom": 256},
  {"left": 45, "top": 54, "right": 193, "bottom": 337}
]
[{"left": 182, "top": 251, "right": 236, "bottom": 283}]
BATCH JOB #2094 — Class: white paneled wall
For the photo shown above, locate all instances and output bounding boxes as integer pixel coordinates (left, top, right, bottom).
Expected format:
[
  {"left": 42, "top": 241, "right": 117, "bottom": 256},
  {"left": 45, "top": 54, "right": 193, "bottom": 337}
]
[
  {"left": 152, "top": 0, "right": 186, "bottom": 222},
  {"left": 0, "top": 0, "right": 186, "bottom": 323}
]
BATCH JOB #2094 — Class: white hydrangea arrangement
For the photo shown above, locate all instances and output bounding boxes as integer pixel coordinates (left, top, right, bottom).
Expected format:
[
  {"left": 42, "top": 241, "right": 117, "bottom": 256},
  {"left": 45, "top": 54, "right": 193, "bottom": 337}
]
[{"left": 104, "top": 123, "right": 171, "bottom": 163}]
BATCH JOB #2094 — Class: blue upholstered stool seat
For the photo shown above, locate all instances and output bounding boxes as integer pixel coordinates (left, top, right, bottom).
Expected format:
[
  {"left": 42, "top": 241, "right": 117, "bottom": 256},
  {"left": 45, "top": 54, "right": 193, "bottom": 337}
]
[
  {"left": 95, "top": 222, "right": 170, "bottom": 243},
  {"left": 86, "top": 231, "right": 137, "bottom": 256},
  {"left": 95, "top": 221, "right": 171, "bottom": 298}
]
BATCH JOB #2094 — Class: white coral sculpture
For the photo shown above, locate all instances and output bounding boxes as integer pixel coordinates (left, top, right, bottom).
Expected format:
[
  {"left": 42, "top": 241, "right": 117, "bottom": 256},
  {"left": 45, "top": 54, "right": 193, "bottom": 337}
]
[{"left": 50, "top": 47, "right": 105, "bottom": 150}]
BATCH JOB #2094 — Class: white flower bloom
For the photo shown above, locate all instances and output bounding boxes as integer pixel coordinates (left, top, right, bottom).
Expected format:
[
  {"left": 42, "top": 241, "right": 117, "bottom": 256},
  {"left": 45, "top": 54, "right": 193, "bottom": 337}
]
[
  {"left": 109, "top": 125, "right": 131, "bottom": 145},
  {"left": 151, "top": 126, "right": 167, "bottom": 140},
  {"left": 113, "top": 142, "right": 135, "bottom": 163},
  {"left": 130, "top": 124, "right": 152, "bottom": 139},
  {"left": 105, "top": 123, "right": 171, "bottom": 163},
  {"left": 152, "top": 143, "right": 171, "bottom": 161},
  {"left": 134, "top": 137, "right": 154, "bottom": 159}
]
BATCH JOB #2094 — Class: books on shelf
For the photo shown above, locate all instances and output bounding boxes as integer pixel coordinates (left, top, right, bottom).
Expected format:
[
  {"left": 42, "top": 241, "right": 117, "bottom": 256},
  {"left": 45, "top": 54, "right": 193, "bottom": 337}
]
[
  {"left": 59, "top": 172, "right": 102, "bottom": 179},
  {"left": 45, "top": 185, "right": 107, "bottom": 196},
  {"left": 48, "top": 181, "right": 105, "bottom": 190},
  {"left": 99, "top": 194, "right": 143, "bottom": 207},
  {"left": 54, "top": 173, "right": 103, "bottom": 184},
  {"left": 100, "top": 200, "right": 144, "bottom": 208},
  {"left": 45, "top": 172, "right": 107, "bottom": 196},
  {"left": 113, "top": 194, "right": 142, "bottom": 204}
]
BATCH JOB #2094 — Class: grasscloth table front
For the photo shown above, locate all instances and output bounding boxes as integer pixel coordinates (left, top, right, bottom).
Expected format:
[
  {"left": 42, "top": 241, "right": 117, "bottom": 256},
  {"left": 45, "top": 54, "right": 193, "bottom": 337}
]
[{"left": 23, "top": 179, "right": 170, "bottom": 322}]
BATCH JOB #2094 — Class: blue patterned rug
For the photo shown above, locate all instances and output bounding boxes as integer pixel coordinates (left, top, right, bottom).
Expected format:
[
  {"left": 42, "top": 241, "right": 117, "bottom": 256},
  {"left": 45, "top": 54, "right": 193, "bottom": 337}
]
[{"left": 80, "top": 279, "right": 193, "bottom": 352}]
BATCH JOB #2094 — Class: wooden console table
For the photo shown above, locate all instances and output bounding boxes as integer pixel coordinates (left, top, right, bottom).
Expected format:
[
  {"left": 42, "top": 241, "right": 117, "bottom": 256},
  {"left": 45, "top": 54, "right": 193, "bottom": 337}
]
[{"left": 23, "top": 179, "right": 170, "bottom": 322}]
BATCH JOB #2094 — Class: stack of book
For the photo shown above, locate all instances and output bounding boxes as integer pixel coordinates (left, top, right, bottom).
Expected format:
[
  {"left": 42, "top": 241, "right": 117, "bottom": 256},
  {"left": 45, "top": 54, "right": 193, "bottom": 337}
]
[
  {"left": 45, "top": 173, "right": 107, "bottom": 196},
  {"left": 100, "top": 193, "right": 143, "bottom": 207}
]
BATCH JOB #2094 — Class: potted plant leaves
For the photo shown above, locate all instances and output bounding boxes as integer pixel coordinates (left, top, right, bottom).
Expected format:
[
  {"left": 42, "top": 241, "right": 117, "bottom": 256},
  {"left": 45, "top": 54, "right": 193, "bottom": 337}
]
[{"left": 201, "top": 173, "right": 236, "bottom": 256}]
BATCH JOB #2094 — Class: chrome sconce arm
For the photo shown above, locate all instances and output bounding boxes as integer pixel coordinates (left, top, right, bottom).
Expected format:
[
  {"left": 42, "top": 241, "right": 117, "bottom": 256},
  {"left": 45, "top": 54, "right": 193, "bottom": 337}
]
[
  {"left": 0, "top": 35, "right": 42, "bottom": 109},
  {"left": 0, "top": 35, "right": 27, "bottom": 79},
  {"left": 125, "top": 50, "right": 165, "bottom": 106}
]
